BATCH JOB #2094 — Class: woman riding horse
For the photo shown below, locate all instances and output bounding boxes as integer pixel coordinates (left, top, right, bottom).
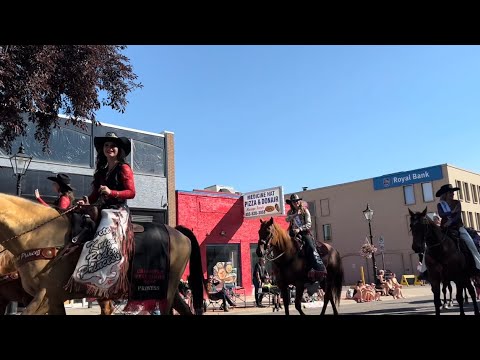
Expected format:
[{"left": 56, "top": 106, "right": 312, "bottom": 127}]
[
  {"left": 409, "top": 207, "right": 479, "bottom": 315},
  {"left": 256, "top": 217, "right": 343, "bottom": 315},
  {"left": 0, "top": 194, "right": 205, "bottom": 315}
]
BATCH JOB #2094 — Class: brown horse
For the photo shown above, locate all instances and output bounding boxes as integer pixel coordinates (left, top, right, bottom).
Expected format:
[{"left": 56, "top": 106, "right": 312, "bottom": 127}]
[
  {"left": 0, "top": 193, "right": 204, "bottom": 315},
  {"left": 256, "top": 217, "right": 344, "bottom": 315},
  {"left": 409, "top": 207, "right": 479, "bottom": 315}
]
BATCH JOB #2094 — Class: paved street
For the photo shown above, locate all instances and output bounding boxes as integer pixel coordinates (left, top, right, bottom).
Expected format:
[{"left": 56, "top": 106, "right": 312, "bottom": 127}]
[{"left": 60, "top": 284, "right": 480, "bottom": 315}]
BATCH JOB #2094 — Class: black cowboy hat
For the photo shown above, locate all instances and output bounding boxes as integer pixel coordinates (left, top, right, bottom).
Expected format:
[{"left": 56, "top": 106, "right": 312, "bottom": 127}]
[
  {"left": 94, "top": 132, "right": 131, "bottom": 156},
  {"left": 47, "top": 173, "right": 75, "bottom": 191},
  {"left": 435, "top": 183, "right": 460, "bottom": 197},
  {"left": 286, "top": 193, "right": 302, "bottom": 205}
]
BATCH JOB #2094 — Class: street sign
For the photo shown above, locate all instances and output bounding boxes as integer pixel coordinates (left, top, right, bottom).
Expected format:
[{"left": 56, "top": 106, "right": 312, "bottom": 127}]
[{"left": 378, "top": 236, "right": 385, "bottom": 252}]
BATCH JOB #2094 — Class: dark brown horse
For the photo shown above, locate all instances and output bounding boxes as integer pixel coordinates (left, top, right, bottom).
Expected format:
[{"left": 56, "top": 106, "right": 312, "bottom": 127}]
[
  {"left": 256, "top": 217, "right": 344, "bottom": 315},
  {"left": 409, "top": 207, "right": 479, "bottom": 315},
  {"left": 0, "top": 193, "right": 204, "bottom": 315}
]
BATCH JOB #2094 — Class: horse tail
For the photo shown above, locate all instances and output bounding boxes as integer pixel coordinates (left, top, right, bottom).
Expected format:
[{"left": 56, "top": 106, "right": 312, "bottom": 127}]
[
  {"left": 175, "top": 225, "right": 204, "bottom": 314},
  {"left": 331, "top": 249, "right": 344, "bottom": 307}
]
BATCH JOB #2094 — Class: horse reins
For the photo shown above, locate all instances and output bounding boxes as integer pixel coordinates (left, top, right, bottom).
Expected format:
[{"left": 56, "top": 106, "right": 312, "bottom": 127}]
[{"left": 0, "top": 205, "right": 79, "bottom": 247}]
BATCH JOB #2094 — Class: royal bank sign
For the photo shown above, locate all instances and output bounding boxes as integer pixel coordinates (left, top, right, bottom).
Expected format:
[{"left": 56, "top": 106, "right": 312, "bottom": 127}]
[{"left": 373, "top": 165, "right": 444, "bottom": 191}]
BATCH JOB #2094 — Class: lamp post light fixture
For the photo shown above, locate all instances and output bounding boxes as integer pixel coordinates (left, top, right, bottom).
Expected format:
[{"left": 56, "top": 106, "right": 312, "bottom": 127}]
[
  {"left": 7, "top": 142, "right": 32, "bottom": 315},
  {"left": 9, "top": 142, "right": 32, "bottom": 196},
  {"left": 362, "top": 203, "right": 378, "bottom": 282}
]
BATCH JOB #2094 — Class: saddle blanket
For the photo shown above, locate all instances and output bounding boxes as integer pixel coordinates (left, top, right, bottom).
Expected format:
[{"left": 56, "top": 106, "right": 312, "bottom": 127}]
[
  {"left": 123, "top": 223, "right": 170, "bottom": 314},
  {"left": 68, "top": 207, "right": 132, "bottom": 298}
]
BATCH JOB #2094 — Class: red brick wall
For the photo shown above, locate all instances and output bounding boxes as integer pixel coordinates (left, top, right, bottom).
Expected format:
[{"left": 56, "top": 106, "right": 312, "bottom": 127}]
[{"left": 176, "top": 190, "right": 288, "bottom": 296}]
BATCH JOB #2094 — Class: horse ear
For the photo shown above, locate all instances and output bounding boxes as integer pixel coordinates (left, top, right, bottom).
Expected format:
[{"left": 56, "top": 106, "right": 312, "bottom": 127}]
[
  {"left": 422, "top": 207, "right": 428, "bottom": 216},
  {"left": 408, "top": 208, "right": 415, "bottom": 217},
  {"left": 260, "top": 219, "right": 264, "bottom": 224},
  {"left": 267, "top": 217, "right": 274, "bottom": 225}
]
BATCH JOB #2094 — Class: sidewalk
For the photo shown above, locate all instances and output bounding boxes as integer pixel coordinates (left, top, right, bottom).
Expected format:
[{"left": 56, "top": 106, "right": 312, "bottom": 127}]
[{"left": 65, "top": 284, "right": 433, "bottom": 315}]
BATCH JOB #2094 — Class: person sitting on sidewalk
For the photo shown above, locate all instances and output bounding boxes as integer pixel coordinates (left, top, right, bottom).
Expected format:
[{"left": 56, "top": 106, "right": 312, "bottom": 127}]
[{"left": 206, "top": 275, "right": 236, "bottom": 312}]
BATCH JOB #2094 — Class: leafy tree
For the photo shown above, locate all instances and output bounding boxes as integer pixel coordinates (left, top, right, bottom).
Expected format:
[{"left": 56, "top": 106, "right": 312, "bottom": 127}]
[{"left": 0, "top": 45, "right": 142, "bottom": 153}]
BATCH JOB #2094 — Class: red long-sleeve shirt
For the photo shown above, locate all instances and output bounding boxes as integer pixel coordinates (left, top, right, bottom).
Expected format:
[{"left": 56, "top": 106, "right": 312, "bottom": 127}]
[
  {"left": 88, "top": 163, "right": 136, "bottom": 204},
  {"left": 37, "top": 195, "right": 71, "bottom": 209}
]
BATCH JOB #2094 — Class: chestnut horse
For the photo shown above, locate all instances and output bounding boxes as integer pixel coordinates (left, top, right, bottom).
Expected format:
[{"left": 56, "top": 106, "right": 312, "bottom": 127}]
[
  {"left": 0, "top": 193, "right": 204, "bottom": 315},
  {"left": 409, "top": 207, "right": 479, "bottom": 315},
  {"left": 256, "top": 217, "right": 344, "bottom": 315}
]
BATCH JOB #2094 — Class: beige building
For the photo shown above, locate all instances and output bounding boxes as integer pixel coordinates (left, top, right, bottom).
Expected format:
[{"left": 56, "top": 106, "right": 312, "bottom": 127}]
[{"left": 288, "top": 164, "right": 480, "bottom": 285}]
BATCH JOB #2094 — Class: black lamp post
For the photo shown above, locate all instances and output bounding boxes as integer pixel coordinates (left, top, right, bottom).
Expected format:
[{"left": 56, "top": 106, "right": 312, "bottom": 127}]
[
  {"left": 363, "top": 203, "right": 378, "bottom": 282},
  {"left": 9, "top": 142, "right": 33, "bottom": 196},
  {"left": 7, "top": 142, "right": 32, "bottom": 315}
]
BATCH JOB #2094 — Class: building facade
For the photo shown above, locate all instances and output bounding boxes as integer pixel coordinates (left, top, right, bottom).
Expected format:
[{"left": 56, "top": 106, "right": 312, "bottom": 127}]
[
  {"left": 176, "top": 188, "right": 288, "bottom": 296},
  {"left": 288, "top": 164, "right": 480, "bottom": 285},
  {"left": 0, "top": 115, "right": 175, "bottom": 226}
]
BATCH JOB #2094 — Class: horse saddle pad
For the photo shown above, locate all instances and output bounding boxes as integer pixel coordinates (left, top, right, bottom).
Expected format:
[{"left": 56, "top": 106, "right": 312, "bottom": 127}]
[{"left": 129, "top": 223, "right": 170, "bottom": 301}]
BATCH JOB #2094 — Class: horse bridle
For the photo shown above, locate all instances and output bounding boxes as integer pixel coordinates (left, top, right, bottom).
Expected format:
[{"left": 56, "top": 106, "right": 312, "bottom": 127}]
[
  {"left": 414, "top": 216, "right": 448, "bottom": 251},
  {"left": 259, "top": 226, "right": 286, "bottom": 262}
]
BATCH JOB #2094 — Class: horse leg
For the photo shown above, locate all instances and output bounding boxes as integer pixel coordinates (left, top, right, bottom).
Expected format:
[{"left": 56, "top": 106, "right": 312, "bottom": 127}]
[
  {"left": 98, "top": 299, "right": 114, "bottom": 315},
  {"left": 20, "top": 288, "right": 47, "bottom": 315},
  {"left": 442, "top": 283, "right": 447, "bottom": 309},
  {"left": 47, "top": 300, "right": 66, "bottom": 315},
  {"left": 465, "top": 280, "right": 480, "bottom": 315},
  {"left": 0, "top": 300, "right": 7, "bottom": 315},
  {"left": 321, "top": 281, "right": 334, "bottom": 315},
  {"left": 431, "top": 281, "right": 442, "bottom": 315},
  {"left": 172, "top": 290, "right": 193, "bottom": 315},
  {"left": 464, "top": 288, "right": 469, "bottom": 304},
  {"left": 294, "top": 283, "right": 306, "bottom": 315},
  {"left": 280, "top": 287, "right": 290, "bottom": 315},
  {"left": 455, "top": 283, "right": 465, "bottom": 315}
]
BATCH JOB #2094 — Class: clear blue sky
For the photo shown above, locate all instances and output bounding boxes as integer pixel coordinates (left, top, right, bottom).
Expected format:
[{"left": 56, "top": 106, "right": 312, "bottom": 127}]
[{"left": 96, "top": 45, "right": 480, "bottom": 194}]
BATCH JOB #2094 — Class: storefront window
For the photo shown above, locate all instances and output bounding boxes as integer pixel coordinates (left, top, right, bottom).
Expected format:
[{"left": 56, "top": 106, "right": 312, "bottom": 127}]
[{"left": 206, "top": 244, "right": 241, "bottom": 286}]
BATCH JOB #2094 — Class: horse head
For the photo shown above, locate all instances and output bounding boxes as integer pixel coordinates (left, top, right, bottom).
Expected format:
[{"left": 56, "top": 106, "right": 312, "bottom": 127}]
[
  {"left": 409, "top": 207, "right": 430, "bottom": 254},
  {"left": 256, "top": 217, "right": 274, "bottom": 258}
]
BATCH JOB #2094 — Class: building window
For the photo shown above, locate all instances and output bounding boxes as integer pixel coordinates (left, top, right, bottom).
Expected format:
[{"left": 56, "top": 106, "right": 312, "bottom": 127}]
[
  {"left": 320, "top": 199, "right": 330, "bottom": 216},
  {"left": 476, "top": 213, "right": 480, "bottom": 230},
  {"left": 472, "top": 184, "right": 478, "bottom": 203},
  {"left": 421, "top": 182, "right": 434, "bottom": 203},
  {"left": 323, "top": 224, "right": 332, "bottom": 241},
  {"left": 461, "top": 211, "right": 466, "bottom": 226},
  {"left": 463, "top": 182, "right": 471, "bottom": 202},
  {"left": 403, "top": 185, "right": 415, "bottom": 205},
  {"left": 468, "top": 212, "right": 474, "bottom": 229},
  {"left": 456, "top": 180, "right": 463, "bottom": 201},
  {"left": 132, "top": 140, "right": 165, "bottom": 176},
  {"left": 206, "top": 244, "right": 241, "bottom": 286}
]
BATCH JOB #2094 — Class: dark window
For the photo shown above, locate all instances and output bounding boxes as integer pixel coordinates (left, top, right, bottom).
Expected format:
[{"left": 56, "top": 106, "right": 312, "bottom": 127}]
[
  {"left": 206, "top": 244, "right": 241, "bottom": 286},
  {"left": 132, "top": 140, "right": 165, "bottom": 176},
  {"left": 0, "top": 119, "right": 92, "bottom": 167}
]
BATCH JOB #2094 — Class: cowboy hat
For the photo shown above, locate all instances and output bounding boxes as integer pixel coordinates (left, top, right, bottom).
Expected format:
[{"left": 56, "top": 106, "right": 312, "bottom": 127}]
[
  {"left": 286, "top": 193, "right": 302, "bottom": 205},
  {"left": 435, "top": 183, "right": 460, "bottom": 197},
  {"left": 94, "top": 132, "right": 131, "bottom": 156},
  {"left": 47, "top": 173, "right": 75, "bottom": 191}
]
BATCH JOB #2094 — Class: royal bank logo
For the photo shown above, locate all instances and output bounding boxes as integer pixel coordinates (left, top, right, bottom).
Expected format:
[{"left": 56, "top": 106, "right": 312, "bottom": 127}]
[{"left": 383, "top": 178, "right": 391, "bottom": 188}]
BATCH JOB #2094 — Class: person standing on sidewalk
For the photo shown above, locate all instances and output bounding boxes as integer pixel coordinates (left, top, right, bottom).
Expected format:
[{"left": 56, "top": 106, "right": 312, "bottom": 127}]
[{"left": 253, "top": 258, "right": 268, "bottom": 307}]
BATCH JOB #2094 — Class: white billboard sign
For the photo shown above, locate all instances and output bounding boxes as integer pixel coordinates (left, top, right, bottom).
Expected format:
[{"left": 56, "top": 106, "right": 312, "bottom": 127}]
[{"left": 243, "top": 186, "right": 285, "bottom": 219}]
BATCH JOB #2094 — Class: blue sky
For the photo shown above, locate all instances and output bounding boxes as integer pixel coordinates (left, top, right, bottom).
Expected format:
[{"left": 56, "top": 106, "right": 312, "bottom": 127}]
[{"left": 96, "top": 45, "right": 480, "bottom": 194}]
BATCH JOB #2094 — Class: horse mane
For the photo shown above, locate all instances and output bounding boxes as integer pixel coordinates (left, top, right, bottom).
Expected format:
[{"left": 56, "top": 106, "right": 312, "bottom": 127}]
[
  {"left": 269, "top": 222, "right": 293, "bottom": 252},
  {"left": 0, "top": 245, "right": 15, "bottom": 274}
]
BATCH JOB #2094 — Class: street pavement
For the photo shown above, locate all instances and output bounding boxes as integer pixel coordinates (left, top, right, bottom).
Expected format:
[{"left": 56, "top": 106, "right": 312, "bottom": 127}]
[{"left": 64, "top": 284, "right": 439, "bottom": 315}]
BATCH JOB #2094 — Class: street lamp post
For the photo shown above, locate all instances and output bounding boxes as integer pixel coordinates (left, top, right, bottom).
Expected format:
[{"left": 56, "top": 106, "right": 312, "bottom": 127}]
[
  {"left": 363, "top": 203, "right": 378, "bottom": 282},
  {"left": 7, "top": 142, "right": 32, "bottom": 315},
  {"left": 9, "top": 142, "right": 33, "bottom": 196}
]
